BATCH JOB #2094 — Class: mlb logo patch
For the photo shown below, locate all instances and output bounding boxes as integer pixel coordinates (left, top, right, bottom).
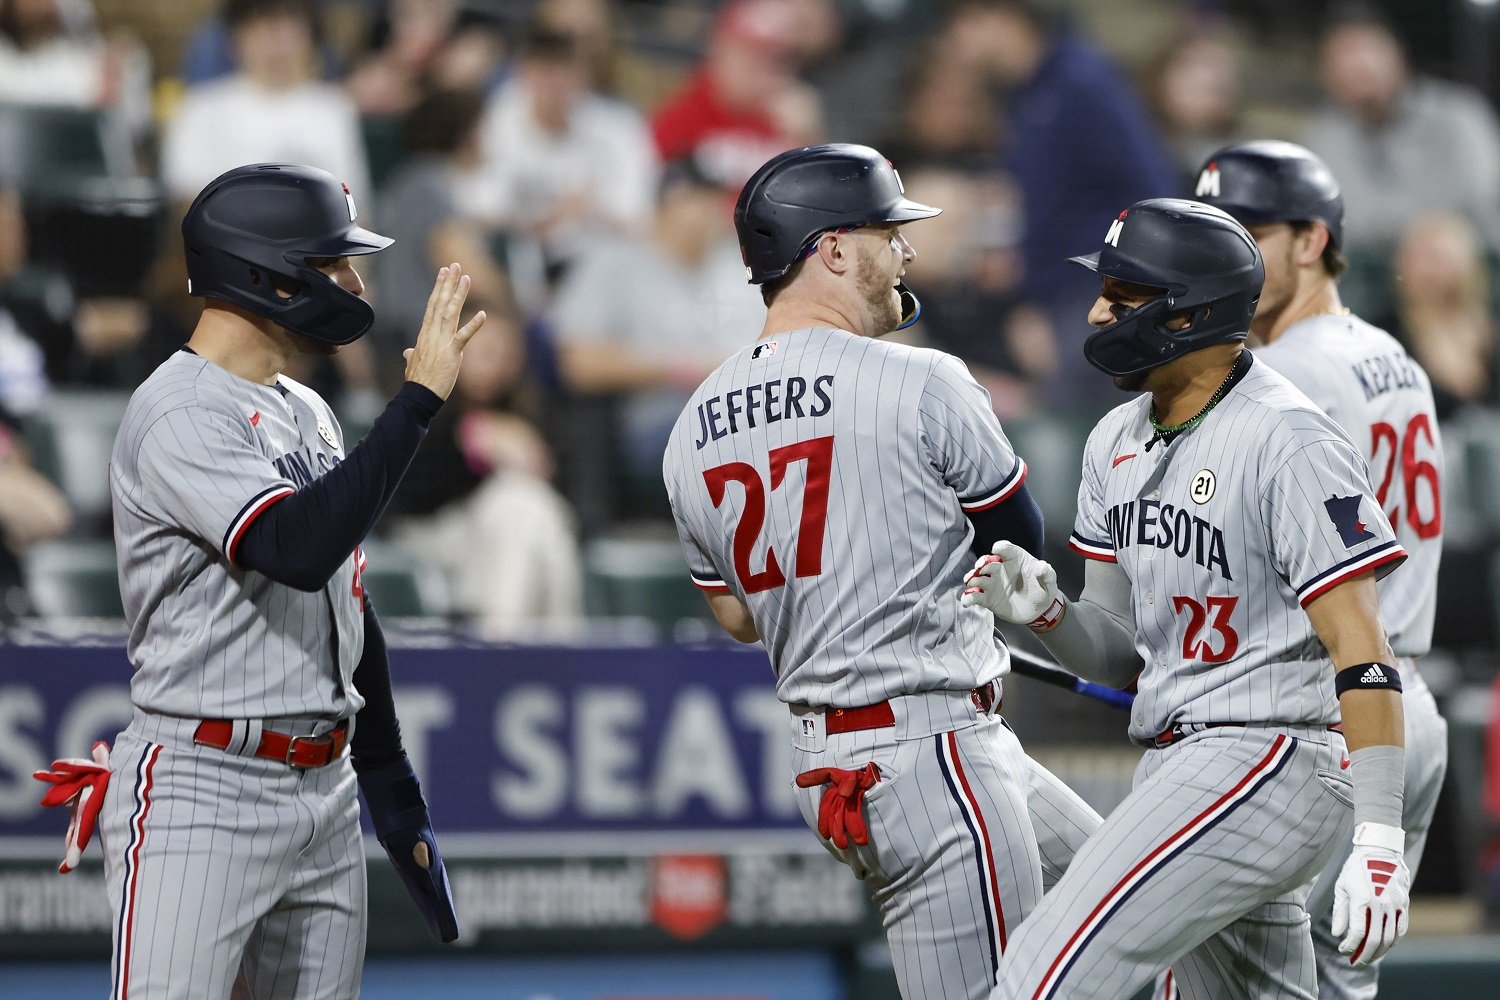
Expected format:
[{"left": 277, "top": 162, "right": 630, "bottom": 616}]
[
  {"left": 752, "top": 340, "right": 778, "bottom": 361},
  {"left": 1324, "top": 494, "right": 1375, "bottom": 547}
]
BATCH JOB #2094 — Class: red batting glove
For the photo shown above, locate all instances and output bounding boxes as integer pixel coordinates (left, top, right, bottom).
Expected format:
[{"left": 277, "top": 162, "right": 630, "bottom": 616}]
[
  {"left": 795, "top": 762, "right": 881, "bottom": 849},
  {"left": 32, "top": 741, "right": 111, "bottom": 873}
]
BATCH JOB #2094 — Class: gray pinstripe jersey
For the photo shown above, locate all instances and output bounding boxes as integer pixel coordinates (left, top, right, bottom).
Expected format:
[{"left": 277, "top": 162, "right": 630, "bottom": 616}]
[
  {"left": 1068, "top": 354, "right": 1406, "bottom": 743},
  {"left": 1256, "top": 314, "right": 1442, "bottom": 657},
  {"left": 109, "top": 351, "right": 366, "bottom": 720},
  {"left": 663, "top": 327, "right": 1026, "bottom": 709}
]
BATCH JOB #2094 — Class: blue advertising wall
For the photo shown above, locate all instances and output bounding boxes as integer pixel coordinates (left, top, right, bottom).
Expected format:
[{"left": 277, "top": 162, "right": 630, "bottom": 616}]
[{"left": 0, "top": 640, "right": 877, "bottom": 961}]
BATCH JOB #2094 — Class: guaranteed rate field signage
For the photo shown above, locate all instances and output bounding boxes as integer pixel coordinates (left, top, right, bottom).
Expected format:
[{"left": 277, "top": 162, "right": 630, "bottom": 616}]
[{"left": 0, "top": 642, "right": 810, "bottom": 841}]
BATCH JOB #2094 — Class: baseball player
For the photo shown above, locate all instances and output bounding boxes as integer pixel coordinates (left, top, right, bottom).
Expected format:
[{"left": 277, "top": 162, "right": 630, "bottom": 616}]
[
  {"left": 1195, "top": 140, "right": 1447, "bottom": 1000},
  {"left": 964, "top": 198, "right": 1412, "bottom": 1000},
  {"left": 39, "top": 164, "right": 483, "bottom": 999},
  {"left": 662, "top": 143, "right": 1101, "bottom": 1000}
]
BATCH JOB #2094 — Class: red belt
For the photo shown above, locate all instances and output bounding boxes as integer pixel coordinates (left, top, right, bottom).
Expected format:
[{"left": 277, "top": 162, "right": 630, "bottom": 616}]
[
  {"left": 1151, "top": 721, "right": 1343, "bottom": 749},
  {"left": 194, "top": 720, "right": 349, "bottom": 768},
  {"left": 824, "top": 682, "right": 999, "bottom": 736}
]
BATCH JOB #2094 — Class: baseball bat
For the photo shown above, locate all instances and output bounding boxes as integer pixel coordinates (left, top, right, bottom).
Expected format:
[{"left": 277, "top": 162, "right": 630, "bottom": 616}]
[{"left": 1007, "top": 646, "right": 1135, "bottom": 710}]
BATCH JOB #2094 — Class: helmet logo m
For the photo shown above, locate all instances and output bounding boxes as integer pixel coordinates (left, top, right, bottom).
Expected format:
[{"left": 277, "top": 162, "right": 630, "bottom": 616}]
[
  {"left": 1104, "top": 215, "right": 1125, "bottom": 247},
  {"left": 1196, "top": 164, "right": 1221, "bottom": 198}
]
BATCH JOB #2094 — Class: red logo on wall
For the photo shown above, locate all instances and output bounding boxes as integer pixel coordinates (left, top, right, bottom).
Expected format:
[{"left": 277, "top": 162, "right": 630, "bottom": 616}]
[{"left": 650, "top": 854, "right": 727, "bottom": 941}]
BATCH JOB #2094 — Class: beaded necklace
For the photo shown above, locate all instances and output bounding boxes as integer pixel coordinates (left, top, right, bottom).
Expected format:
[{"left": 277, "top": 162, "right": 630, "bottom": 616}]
[{"left": 1145, "top": 350, "right": 1252, "bottom": 451}]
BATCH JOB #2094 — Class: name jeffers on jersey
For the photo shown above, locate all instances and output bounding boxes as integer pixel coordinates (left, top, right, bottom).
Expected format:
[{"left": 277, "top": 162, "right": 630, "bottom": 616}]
[
  {"left": 1352, "top": 350, "right": 1422, "bottom": 402},
  {"left": 1107, "top": 498, "right": 1234, "bottom": 581},
  {"left": 693, "top": 374, "right": 834, "bottom": 449}
]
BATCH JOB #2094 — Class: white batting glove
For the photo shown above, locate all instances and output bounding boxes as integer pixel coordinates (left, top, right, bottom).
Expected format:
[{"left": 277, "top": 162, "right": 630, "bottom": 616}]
[
  {"left": 1331, "top": 822, "right": 1411, "bottom": 967},
  {"left": 960, "top": 541, "right": 1066, "bottom": 631}
]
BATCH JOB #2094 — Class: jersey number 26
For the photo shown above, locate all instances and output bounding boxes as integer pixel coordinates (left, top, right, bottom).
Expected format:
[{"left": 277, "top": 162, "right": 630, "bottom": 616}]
[{"left": 702, "top": 436, "right": 833, "bottom": 594}]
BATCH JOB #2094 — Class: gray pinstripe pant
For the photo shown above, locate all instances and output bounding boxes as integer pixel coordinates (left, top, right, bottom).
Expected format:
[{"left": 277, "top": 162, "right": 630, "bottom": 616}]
[
  {"left": 792, "top": 691, "right": 1100, "bottom": 1000},
  {"left": 99, "top": 714, "right": 366, "bottom": 1000},
  {"left": 992, "top": 725, "right": 1351, "bottom": 1000}
]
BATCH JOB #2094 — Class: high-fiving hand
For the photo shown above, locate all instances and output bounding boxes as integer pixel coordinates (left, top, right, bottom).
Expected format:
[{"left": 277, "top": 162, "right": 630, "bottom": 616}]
[
  {"left": 960, "top": 540, "right": 1066, "bottom": 631},
  {"left": 403, "top": 262, "right": 487, "bottom": 400}
]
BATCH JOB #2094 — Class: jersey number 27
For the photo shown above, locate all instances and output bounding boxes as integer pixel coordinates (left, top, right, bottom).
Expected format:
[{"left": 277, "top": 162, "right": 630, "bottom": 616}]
[{"left": 702, "top": 436, "right": 833, "bottom": 594}]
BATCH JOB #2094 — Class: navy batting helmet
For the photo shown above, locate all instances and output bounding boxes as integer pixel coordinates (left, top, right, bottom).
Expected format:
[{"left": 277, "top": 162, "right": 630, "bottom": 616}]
[
  {"left": 734, "top": 144, "right": 940, "bottom": 328},
  {"left": 1192, "top": 140, "right": 1344, "bottom": 246},
  {"left": 1068, "top": 198, "right": 1263, "bottom": 378},
  {"left": 182, "top": 163, "right": 393, "bottom": 345}
]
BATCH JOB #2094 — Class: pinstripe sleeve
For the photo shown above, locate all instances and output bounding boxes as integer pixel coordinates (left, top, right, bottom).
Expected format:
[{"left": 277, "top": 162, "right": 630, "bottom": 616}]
[
  {"left": 667, "top": 487, "right": 729, "bottom": 593},
  {"left": 136, "top": 405, "right": 295, "bottom": 564},
  {"left": 1260, "top": 435, "right": 1406, "bottom": 607},
  {"left": 1069, "top": 427, "right": 1115, "bottom": 562},
  {"left": 918, "top": 354, "right": 1025, "bottom": 511}
]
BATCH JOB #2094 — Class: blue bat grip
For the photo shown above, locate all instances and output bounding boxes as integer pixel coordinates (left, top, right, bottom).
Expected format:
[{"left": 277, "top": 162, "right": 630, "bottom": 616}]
[{"left": 1075, "top": 679, "right": 1135, "bottom": 710}]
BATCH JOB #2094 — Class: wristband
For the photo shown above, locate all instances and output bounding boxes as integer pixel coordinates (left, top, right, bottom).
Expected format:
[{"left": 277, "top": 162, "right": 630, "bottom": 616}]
[
  {"left": 1334, "top": 662, "right": 1402, "bottom": 696},
  {"left": 1028, "top": 597, "right": 1067, "bottom": 633}
]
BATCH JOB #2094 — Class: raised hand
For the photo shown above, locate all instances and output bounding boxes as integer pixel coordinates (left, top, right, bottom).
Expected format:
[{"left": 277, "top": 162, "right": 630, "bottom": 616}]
[{"left": 403, "top": 262, "right": 487, "bottom": 400}]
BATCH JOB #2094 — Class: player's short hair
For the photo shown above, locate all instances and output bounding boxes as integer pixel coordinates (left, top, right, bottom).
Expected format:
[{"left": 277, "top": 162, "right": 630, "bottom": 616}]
[
  {"left": 760, "top": 260, "right": 804, "bottom": 307},
  {"left": 1290, "top": 220, "right": 1349, "bottom": 279}
]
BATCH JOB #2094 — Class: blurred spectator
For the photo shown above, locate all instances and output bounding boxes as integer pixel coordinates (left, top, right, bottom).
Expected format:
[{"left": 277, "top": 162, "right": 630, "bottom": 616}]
[
  {"left": 389, "top": 306, "right": 582, "bottom": 634},
  {"left": 343, "top": 0, "right": 506, "bottom": 117},
  {"left": 651, "top": 0, "right": 823, "bottom": 192},
  {"left": 535, "top": 0, "right": 618, "bottom": 94},
  {"left": 782, "top": 0, "right": 932, "bottom": 148},
  {"left": 375, "top": 86, "right": 513, "bottom": 388},
  {"left": 0, "top": 185, "right": 52, "bottom": 410},
  {"left": 0, "top": 0, "right": 150, "bottom": 133},
  {"left": 550, "top": 158, "right": 763, "bottom": 489},
  {"left": 900, "top": 169, "right": 1055, "bottom": 420},
  {"left": 879, "top": 57, "right": 997, "bottom": 174},
  {"left": 1145, "top": 27, "right": 1246, "bottom": 185},
  {"left": 1305, "top": 8, "right": 1500, "bottom": 255},
  {"left": 160, "top": 0, "right": 371, "bottom": 205},
  {"left": 474, "top": 24, "right": 657, "bottom": 301},
  {"left": 0, "top": 184, "right": 68, "bottom": 619},
  {"left": 344, "top": 0, "right": 462, "bottom": 116},
  {"left": 943, "top": 0, "right": 1178, "bottom": 408},
  {"left": 1381, "top": 212, "right": 1498, "bottom": 422},
  {"left": 0, "top": 401, "right": 70, "bottom": 623}
]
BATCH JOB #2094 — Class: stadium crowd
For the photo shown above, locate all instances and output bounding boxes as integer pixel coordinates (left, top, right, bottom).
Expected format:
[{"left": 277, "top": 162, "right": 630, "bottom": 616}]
[{"left": 0, "top": 0, "right": 1496, "bottom": 650}]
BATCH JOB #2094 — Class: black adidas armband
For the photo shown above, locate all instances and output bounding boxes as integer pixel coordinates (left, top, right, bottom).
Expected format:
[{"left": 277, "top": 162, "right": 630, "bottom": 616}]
[{"left": 1334, "top": 662, "right": 1403, "bottom": 696}]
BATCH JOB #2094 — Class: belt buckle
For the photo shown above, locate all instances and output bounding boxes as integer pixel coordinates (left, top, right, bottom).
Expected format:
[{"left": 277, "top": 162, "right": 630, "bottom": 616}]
[{"left": 284, "top": 733, "right": 328, "bottom": 769}]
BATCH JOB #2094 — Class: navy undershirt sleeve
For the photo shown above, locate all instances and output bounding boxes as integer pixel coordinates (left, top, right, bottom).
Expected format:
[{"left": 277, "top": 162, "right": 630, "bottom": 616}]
[
  {"left": 236, "top": 382, "right": 442, "bottom": 591},
  {"left": 350, "top": 600, "right": 404, "bottom": 768},
  {"left": 967, "top": 482, "right": 1045, "bottom": 559}
]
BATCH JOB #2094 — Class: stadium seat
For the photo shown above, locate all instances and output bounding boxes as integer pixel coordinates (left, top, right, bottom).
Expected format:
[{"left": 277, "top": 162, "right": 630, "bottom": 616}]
[
  {"left": 1464, "top": 411, "right": 1500, "bottom": 528},
  {"left": 358, "top": 543, "right": 450, "bottom": 618},
  {"left": 24, "top": 389, "right": 133, "bottom": 530},
  {"left": 0, "top": 102, "right": 131, "bottom": 194},
  {"left": 583, "top": 534, "right": 710, "bottom": 631},
  {"left": 25, "top": 539, "right": 123, "bottom": 619}
]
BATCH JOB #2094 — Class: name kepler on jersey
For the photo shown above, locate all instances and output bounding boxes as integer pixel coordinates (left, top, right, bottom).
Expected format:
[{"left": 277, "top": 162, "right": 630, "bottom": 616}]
[
  {"left": 1105, "top": 497, "right": 1234, "bottom": 581},
  {"left": 1351, "top": 350, "right": 1423, "bottom": 402},
  {"left": 693, "top": 375, "right": 834, "bottom": 449}
]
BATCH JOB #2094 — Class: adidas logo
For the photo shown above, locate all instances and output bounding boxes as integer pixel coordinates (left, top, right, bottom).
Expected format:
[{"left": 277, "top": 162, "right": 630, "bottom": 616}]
[{"left": 1362, "top": 665, "right": 1388, "bottom": 684}]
